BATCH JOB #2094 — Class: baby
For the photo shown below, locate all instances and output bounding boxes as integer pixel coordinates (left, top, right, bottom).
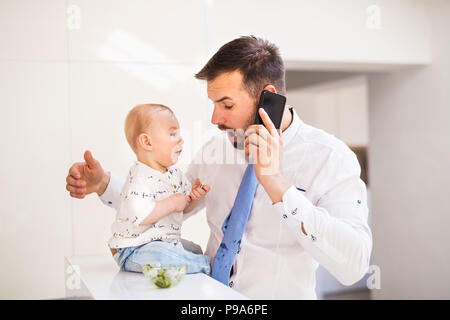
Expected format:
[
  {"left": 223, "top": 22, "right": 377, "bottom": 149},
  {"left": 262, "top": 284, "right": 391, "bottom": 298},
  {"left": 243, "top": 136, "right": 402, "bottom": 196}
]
[{"left": 108, "top": 103, "right": 211, "bottom": 275}]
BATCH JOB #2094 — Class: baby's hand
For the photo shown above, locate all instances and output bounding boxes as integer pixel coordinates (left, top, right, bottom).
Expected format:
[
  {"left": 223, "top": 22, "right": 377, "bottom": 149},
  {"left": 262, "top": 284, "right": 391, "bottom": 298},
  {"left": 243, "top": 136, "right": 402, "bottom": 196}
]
[
  {"left": 171, "top": 193, "right": 191, "bottom": 212},
  {"left": 189, "top": 178, "right": 210, "bottom": 201}
]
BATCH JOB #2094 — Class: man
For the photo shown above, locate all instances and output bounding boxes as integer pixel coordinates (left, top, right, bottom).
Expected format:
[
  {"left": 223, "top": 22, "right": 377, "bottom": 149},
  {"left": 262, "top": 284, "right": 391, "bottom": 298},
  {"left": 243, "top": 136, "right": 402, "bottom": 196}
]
[{"left": 66, "top": 36, "right": 372, "bottom": 299}]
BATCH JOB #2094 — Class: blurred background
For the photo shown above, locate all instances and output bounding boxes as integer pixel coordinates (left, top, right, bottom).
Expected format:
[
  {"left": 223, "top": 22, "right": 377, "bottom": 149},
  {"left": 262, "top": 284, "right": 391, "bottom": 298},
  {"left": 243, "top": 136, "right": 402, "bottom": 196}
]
[{"left": 0, "top": 0, "right": 449, "bottom": 299}]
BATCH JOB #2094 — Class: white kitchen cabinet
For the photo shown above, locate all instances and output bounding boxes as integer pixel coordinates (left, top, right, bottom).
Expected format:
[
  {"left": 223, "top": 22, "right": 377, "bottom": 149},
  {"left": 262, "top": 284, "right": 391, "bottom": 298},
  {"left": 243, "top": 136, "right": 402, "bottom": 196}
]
[{"left": 288, "top": 76, "right": 369, "bottom": 147}]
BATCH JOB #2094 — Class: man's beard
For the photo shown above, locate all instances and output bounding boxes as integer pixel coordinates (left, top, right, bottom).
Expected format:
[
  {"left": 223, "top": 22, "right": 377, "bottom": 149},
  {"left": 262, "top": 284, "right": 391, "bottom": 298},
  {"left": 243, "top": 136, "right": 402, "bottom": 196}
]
[
  {"left": 218, "top": 109, "right": 256, "bottom": 150},
  {"left": 226, "top": 128, "right": 246, "bottom": 150}
]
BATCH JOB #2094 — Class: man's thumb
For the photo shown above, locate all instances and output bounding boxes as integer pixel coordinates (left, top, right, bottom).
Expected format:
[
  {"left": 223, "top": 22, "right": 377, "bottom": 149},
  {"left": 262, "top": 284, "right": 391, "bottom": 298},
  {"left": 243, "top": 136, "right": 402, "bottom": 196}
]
[{"left": 84, "top": 150, "right": 97, "bottom": 169}]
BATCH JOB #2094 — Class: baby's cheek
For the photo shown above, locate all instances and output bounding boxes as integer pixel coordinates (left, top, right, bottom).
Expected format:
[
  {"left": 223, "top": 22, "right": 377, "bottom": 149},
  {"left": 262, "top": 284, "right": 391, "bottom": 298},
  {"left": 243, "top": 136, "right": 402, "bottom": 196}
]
[{"left": 167, "top": 148, "right": 177, "bottom": 160}]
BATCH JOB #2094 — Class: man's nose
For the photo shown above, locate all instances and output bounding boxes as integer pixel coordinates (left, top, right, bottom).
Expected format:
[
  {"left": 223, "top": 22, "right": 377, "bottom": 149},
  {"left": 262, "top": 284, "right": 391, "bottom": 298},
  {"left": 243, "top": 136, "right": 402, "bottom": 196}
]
[{"left": 211, "top": 107, "right": 223, "bottom": 126}]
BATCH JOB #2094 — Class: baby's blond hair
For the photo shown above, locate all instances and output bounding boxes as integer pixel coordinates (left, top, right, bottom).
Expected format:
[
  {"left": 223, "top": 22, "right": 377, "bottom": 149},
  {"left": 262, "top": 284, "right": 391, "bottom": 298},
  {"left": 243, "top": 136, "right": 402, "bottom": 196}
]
[{"left": 124, "top": 104, "right": 173, "bottom": 153}]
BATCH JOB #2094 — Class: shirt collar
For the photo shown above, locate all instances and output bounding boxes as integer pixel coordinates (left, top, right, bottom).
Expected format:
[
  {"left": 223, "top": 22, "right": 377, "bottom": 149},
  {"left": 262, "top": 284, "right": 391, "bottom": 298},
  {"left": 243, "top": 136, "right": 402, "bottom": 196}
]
[{"left": 280, "top": 106, "right": 301, "bottom": 148}]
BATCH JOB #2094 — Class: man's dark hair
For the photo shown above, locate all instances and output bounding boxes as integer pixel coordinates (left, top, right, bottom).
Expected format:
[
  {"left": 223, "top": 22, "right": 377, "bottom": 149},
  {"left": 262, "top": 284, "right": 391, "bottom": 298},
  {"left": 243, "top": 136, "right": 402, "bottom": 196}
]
[{"left": 195, "top": 36, "right": 286, "bottom": 99}]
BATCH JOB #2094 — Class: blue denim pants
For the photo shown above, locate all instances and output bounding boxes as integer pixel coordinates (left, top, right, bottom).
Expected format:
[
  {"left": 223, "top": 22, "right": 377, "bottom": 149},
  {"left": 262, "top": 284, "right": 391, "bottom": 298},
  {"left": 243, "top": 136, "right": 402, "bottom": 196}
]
[{"left": 113, "top": 239, "right": 211, "bottom": 275}]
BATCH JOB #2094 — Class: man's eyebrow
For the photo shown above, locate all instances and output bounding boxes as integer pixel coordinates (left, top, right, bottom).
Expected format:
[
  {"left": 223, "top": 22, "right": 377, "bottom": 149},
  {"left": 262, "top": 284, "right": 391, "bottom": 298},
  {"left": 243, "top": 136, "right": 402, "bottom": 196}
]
[
  {"left": 214, "top": 96, "right": 233, "bottom": 103},
  {"left": 169, "top": 126, "right": 179, "bottom": 130}
]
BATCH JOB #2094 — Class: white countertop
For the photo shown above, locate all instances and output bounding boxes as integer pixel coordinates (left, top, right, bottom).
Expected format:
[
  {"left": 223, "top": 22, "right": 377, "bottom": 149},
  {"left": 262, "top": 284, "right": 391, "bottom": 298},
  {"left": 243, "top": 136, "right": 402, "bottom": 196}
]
[{"left": 65, "top": 255, "right": 248, "bottom": 300}]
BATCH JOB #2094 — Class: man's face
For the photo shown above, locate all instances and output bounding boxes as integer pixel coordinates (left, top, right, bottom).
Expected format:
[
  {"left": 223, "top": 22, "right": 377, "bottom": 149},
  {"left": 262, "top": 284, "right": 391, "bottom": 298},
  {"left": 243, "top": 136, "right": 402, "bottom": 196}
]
[{"left": 207, "top": 70, "right": 257, "bottom": 149}]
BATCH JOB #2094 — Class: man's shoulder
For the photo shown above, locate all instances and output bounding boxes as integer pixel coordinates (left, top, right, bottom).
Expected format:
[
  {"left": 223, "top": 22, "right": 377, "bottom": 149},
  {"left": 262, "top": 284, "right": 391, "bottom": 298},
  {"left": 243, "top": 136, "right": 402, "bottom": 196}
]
[
  {"left": 295, "top": 123, "right": 358, "bottom": 166},
  {"left": 291, "top": 122, "right": 362, "bottom": 191},
  {"left": 295, "top": 121, "right": 354, "bottom": 159}
]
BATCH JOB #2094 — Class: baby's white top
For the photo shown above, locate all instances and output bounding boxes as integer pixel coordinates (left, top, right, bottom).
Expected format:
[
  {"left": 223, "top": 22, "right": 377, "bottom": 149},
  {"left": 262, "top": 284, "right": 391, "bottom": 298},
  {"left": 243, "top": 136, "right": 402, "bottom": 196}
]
[{"left": 108, "top": 161, "right": 191, "bottom": 249}]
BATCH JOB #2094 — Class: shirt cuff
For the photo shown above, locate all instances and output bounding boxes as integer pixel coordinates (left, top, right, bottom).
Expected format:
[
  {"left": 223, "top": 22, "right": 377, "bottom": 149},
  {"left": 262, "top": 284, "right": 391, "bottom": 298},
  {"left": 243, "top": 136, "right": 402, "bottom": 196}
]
[
  {"left": 99, "top": 173, "right": 121, "bottom": 209},
  {"left": 273, "top": 185, "right": 315, "bottom": 235}
]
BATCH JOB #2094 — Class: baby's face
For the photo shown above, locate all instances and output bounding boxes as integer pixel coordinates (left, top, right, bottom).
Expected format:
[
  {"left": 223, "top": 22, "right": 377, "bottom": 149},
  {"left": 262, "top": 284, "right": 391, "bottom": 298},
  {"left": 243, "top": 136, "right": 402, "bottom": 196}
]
[{"left": 148, "top": 111, "right": 183, "bottom": 167}]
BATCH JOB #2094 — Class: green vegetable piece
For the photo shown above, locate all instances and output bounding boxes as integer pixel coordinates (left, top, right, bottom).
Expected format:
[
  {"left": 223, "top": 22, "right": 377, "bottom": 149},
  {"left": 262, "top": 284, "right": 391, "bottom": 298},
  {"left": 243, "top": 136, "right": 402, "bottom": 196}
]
[{"left": 142, "top": 264, "right": 187, "bottom": 289}]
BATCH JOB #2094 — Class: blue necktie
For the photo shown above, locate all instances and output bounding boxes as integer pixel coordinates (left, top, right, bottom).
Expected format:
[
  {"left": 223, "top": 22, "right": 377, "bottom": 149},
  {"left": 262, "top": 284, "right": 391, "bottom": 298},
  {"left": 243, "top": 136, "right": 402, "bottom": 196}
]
[{"left": 211, "top": 163, "right": 258, "bottom": 285}]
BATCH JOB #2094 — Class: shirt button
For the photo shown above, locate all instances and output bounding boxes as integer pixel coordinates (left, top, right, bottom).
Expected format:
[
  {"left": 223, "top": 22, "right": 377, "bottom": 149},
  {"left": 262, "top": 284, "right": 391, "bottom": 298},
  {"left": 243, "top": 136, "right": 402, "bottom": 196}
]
[
  {"left": 282, "top": 214, "right": 288, "bottom": 219},
  {"left": 311, "top": 234, "right": 317, "bottom": 242},
  {"left": 229, "top": 281, "right": 234, "bottom": 288},
  {"left": 108, "top": 201, "right": 112, "bottom": 205},
  {"left": 357, "top": 200, "right": 362, "bottom": 204}
]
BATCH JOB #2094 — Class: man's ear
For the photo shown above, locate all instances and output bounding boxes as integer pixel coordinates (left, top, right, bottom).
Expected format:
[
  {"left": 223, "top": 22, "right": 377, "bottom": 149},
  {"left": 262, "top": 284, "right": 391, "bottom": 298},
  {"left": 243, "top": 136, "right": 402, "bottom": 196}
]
[
  {"left": 262, "top": 84, "right": 277, "bottom": 93},
  {"left": 138, "top": 133, "right": 152, "bottom": 151}
]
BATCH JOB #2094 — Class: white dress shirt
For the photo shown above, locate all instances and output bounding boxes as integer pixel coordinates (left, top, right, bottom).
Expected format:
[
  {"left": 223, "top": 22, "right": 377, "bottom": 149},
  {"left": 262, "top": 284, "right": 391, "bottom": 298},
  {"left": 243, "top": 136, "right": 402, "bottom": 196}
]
[
  {"left": 100, "top": 107, "right": 372, "bottom": 299},
  {"left": 107, "top": 161, "right": 191, "bottom": 249}
]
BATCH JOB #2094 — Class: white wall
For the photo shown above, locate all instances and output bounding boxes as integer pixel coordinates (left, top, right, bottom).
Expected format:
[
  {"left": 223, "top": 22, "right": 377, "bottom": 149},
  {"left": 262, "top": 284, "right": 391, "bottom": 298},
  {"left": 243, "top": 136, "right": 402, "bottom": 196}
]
[
  {"left": 0, "top": 0, "right": 71, "bottom": 300},
  {"left": 207, "top": 0, "right": 430, "bottom": 70},
  {"left": 0, "top": 0, "right": 211, "bottom": 299},
  {"left": 368, "top": 0, "right": 450, "bottom": 299},
  {"left": 287, "top": 76, "right": 369, "bottom": 146}
]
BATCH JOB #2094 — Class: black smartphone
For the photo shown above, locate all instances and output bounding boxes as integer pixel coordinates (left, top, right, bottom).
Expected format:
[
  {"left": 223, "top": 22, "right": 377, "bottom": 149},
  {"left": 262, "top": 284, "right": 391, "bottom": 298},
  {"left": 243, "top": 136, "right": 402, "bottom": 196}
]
[{"left": 254, "top": 90, "right": 286, "bottom": 130}]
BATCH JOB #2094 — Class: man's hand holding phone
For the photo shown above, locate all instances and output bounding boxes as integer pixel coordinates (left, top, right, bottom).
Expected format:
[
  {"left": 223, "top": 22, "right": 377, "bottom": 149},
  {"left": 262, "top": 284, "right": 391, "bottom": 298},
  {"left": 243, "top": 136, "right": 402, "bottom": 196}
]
[
  {"left": 245, "top": 90, "right": 292, "bottom": 204},
  {"left": 245, "top": 108, "right": 283, "bottom": 180}
]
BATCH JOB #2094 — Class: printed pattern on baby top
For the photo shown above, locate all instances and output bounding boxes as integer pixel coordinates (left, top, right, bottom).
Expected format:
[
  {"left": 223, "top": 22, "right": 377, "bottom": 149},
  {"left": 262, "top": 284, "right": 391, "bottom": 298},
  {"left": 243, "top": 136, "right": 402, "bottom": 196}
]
[{"left": 108, "top": 161, "right": 192, "bottom": 249}]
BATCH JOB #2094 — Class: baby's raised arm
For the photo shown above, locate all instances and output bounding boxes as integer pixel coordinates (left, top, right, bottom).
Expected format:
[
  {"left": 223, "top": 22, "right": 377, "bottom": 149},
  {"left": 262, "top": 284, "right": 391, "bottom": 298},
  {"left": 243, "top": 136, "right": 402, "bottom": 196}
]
[{"left": 183, "top": 178, "right": 210, "bottom": 214}]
